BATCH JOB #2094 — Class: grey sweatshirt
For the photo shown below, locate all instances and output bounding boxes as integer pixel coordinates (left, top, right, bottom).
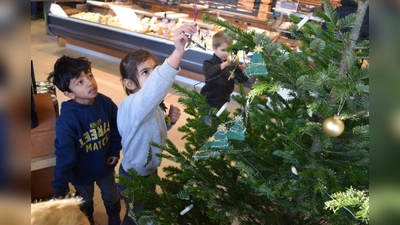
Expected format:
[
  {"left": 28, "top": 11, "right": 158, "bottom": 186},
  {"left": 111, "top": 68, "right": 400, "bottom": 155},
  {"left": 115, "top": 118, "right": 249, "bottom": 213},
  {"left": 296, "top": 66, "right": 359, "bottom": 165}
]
[{"left": 117, "top": 59, "right": 180, "bottom": 176}]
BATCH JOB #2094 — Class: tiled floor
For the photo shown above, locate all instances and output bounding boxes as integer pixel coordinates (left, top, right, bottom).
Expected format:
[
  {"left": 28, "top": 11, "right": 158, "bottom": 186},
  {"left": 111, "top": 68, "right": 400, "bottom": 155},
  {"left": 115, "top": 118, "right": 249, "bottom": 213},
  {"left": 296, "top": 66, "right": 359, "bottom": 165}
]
[{"left": 31, "top": 18, "right": 242, "bottom": 224}]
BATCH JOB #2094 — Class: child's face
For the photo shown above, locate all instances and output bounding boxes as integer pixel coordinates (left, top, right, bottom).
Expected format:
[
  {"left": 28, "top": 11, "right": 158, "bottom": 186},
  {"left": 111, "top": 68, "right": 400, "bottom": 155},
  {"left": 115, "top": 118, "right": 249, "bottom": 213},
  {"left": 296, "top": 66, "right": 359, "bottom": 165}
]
[
  {"left": 127, "top": 57, "right": 157, "bottom": 92},
  {"left": 213, "top": 42, "right": 229, "bottom": 62},
  {"left": 65, "top": 71, "right": 98, "bottom": 105}
]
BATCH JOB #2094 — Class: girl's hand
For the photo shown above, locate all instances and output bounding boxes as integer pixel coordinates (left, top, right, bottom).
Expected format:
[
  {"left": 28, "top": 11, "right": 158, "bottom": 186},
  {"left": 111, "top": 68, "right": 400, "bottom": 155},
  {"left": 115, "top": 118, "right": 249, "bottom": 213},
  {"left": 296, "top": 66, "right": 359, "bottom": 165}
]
[
  {"left": 168, "top": 105, "right": 181, "bottom": 124},
  {"left": 167, "top": 23, "right": 196, "bottom": 69},
  {"left": 173, "top": 23, "right": 197, "bottom": 54}
]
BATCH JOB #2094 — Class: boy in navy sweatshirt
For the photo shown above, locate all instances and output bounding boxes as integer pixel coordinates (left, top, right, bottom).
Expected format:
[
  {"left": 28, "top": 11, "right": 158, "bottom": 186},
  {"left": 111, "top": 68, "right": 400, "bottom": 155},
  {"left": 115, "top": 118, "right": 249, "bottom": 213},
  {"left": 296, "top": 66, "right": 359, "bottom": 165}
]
[{"left": 48, "top": 55, "right": 122, "bottom": 225}]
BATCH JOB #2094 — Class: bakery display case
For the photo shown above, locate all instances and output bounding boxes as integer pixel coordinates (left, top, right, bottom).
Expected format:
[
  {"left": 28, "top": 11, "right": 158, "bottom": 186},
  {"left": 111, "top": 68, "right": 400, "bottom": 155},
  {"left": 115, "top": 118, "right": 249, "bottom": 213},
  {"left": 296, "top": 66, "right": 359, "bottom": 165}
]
[
  {"left": 46, "top": 0, "right": 282, "bottom": 74},
  {"left": 47, "top": 1, "right": 217, "bottom": 74}
]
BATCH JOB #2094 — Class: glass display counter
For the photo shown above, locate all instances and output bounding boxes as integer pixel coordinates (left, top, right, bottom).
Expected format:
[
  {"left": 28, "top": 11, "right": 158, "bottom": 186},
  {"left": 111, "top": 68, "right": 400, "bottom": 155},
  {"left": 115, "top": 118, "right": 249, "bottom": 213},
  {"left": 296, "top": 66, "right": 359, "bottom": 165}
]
[{"left": 47, "top": 1, "right": 216, "bottom": 74}]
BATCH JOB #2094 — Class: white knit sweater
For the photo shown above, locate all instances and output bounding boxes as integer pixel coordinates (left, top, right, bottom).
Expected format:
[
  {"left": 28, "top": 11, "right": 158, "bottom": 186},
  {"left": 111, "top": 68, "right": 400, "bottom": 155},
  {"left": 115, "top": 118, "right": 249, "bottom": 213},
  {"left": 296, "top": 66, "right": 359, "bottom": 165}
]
[{"left": 117, "top": 59, "right": 180, "bottom": 176}]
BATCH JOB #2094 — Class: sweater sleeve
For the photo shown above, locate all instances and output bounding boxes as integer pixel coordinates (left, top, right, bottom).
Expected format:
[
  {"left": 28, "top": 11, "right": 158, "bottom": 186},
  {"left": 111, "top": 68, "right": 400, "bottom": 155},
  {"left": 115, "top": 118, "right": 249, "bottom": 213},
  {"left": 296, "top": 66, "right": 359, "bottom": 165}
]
[
  {"left": 51, "top": 119, "right": 77, "bottom": 197},
  {"left": 203, "top": 59, "right": 223, "bottom": 80}
]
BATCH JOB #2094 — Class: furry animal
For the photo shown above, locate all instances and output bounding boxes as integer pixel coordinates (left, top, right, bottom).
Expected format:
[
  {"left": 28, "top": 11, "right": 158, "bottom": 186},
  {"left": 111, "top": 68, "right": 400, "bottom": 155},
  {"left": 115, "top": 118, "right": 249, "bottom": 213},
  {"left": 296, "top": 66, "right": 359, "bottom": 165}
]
[{"left": 31, "top": 197, "right": 90, "bottom": 225}]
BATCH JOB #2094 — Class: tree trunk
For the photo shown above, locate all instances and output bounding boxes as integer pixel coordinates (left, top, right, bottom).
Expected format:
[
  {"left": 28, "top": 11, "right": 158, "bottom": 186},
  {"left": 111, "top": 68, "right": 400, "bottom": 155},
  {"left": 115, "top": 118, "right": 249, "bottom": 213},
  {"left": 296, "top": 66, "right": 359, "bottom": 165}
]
[{"left": 338, "top": 0, "right": 369, "bottom": 76}]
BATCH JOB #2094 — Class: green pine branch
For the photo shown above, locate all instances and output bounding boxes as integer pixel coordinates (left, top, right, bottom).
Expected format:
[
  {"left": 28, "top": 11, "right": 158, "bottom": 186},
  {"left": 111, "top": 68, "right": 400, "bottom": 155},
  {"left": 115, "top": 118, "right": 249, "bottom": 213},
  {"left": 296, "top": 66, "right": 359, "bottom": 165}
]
[
  {"left": 118, "top": 1, "right": 369, "bottom": 224},
  {"left": 324, "top": 187, "right": 369, "bottom": 223}
]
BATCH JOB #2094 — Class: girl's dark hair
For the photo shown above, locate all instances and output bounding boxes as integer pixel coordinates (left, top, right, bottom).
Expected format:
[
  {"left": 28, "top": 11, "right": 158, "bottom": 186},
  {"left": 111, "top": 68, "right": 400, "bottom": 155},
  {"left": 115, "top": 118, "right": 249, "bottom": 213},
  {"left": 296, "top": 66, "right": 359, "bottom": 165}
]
[
  {"left": 47, "top": 56, "right": 91, "bottom": 92},
  {"left": 119, "top": 49, "right": 158, "bottom": 95}
]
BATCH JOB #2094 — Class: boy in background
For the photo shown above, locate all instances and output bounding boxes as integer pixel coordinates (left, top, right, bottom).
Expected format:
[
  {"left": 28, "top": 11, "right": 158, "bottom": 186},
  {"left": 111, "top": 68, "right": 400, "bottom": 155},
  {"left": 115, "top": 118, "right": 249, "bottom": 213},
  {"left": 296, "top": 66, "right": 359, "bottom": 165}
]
[
  {"left": 48, "top": 55, "right": 122, "bottom": 225},
  {"left": 200, "top": 30, "right": 249, "bottom": 109}
]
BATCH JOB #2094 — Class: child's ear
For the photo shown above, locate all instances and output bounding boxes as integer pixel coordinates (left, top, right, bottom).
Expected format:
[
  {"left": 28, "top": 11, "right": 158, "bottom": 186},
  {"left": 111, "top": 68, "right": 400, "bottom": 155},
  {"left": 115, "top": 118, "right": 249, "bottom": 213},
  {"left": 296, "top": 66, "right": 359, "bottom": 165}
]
[
  {"left": 123, "top": 79, "right": 137, "bottom": 92},
  {"left": 63, "top": 91, "right": 75, "bottom": 99}
]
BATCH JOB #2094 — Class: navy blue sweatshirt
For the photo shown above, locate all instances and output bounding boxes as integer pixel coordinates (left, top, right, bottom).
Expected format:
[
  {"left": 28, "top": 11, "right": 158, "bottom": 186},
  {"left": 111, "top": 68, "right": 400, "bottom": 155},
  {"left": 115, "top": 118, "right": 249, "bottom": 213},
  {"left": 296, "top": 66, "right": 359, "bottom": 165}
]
[
  {"left": 200, "top": 54, "right": 249, "bottom": 109},
  {"left": 51, "top": 93, "right": 122, "bottom": 197}
]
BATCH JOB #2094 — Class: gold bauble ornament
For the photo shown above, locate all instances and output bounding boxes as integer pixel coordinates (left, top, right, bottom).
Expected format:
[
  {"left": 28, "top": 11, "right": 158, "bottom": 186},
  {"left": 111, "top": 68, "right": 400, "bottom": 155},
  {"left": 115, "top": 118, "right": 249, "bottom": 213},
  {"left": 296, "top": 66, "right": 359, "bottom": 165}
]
[
  {"left": 323, "top": 116, "right": 345, "bottom": 137},
  {"left": 227, "top": 53, "right": 239, "bottom": 66}
]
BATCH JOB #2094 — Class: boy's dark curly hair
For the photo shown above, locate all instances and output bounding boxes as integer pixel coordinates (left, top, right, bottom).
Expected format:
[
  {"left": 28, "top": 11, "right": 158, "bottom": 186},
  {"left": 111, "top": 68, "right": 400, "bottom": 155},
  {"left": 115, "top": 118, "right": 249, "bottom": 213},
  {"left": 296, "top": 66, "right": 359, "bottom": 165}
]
[{"left": 47, "top": 55, "right": 92, "bottom": 92}]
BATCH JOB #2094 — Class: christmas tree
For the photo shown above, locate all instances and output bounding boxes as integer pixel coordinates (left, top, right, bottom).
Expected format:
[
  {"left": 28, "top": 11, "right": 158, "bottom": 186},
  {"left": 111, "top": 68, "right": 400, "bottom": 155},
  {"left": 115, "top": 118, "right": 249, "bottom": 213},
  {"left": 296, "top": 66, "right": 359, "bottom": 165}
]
[{"left": 118, "top": 0, "right": 369, "bottom": 224}]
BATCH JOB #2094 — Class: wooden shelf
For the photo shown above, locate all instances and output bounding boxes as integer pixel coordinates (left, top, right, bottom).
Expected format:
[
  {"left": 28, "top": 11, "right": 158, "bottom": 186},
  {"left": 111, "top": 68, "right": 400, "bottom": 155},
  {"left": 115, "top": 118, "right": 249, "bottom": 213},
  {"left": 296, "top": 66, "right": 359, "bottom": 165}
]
[
  {"left": 31, "top": 92, "right": 58, "bottom": 200},
  {"left": 299, "top": 0, "right": 322, "bottom": 6},
  {"left": 31, "top": 93, "right": 57, "bottom": 159}
]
